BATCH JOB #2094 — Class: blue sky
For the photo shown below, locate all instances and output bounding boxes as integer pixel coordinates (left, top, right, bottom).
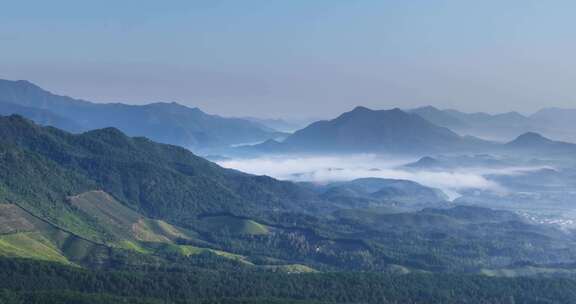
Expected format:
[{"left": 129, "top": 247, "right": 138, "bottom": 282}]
[{"left": 1, "top": 0, "right": 575, "bottom": 118}]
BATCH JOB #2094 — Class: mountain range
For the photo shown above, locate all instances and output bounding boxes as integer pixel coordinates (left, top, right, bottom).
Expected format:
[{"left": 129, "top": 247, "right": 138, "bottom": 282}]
[
  {"left": 3, "top": 112, "right": 576, "bottom": 302},
  {"left": 245, "top": 106, "right": 493, "bottom": 155},
  {"left": 2, "top": 79, "right": 574, "bottom": 158},
  {"left": 0, "top": 79, "right": 282, "bottom": 152},
  {"left": 2, "top": 114, "right": 575, "bottom": 272},
  {"left": 410, "top": 105, "right": 576, "bottom": 142},
  {"left": 238, "top": 106, "right": 575, "bottom": 157}
]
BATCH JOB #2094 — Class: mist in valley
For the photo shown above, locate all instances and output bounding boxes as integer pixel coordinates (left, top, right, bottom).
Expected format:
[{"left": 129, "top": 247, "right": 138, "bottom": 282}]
[{"left": 220, "top": 154, "right": 540, "bottom": 194}]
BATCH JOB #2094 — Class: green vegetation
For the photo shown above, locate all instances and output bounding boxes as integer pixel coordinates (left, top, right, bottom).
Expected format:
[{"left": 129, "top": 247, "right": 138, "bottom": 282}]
[
  {"left": 4, "top": 115, "right": 576, "bottom": 302},
  {"left": 481, "top": 265, "right": 576, "bottom": 277},
  {"left": 199, "top": 215, "right": 270, "bottom": 235},
  {"left": 2, "top": 115, "right": 576, "bottom": 274},
  {"left": 2, "top": 258, "right": 576, "bottom": 303},
  {"left": 0, "top": 115, "right": 318, "bottom": 236},
  {"left": 0, "top": 233, "right": 69, "bottom": 263}
]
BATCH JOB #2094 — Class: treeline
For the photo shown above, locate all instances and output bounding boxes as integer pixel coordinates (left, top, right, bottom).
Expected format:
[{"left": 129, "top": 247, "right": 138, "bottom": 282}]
[
  {"left": 2, "top": 258, "right": 576, "bottom": 304},
  {"left": 0, "top": 290, "right": 321, "bottom": 304}
]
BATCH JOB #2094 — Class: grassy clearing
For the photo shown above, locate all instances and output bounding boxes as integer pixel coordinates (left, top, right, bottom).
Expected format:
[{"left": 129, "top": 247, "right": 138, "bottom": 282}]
[
  {"left": 200, "top": 215, "right": 269, "bottom": 235},
  {"left": 0, "top": 232, "right": 70, "bottom": 264},
  {"left": 155, "top": 243, "right": 254, "bottom": 265},
  {"left": 262, "top": 264, "right": 318, "bottom": 273}
]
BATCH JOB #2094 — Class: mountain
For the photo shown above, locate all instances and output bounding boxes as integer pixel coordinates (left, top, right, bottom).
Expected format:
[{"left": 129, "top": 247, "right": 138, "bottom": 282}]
[
  {"left": 0, "top": 114, "right": 321, "bottom": 231},
  {"left": 411, "top": 106, "right": 576, "bottom": 143},
  {"left": 403, "top": 156, "right": 444, "bottom": 169},
  {"left": 445, "top": 109, "right": 532, "bottom": 126},
  {"left": 507, "top": 132, "right": 557, "bottom": 147},
  {"left": 0, "top": 79, "right": 281, "bottom": 151},
  {"left": 310, "top": 178, "right": 449, "bottom": 209},
  {"left": 403, "top": 154, "right": 513, "bottom": 171},
  {"left": 4, "top": 113, "right": 576, "bottom": 295},
  {"left": 531, "top": 107, "right": 576, "bottom": 125},
  {"left": 250, "top": 106, "right": 491, "bottom": 154},
  {"left": 241, "top": 117, "right": 307, "bottom": 133},
  {"left": 505, "top": 132, "right": 576, "bottom": 154},
  {"left": 0, "top": 101, "right": 81, "bottom": 132},
  {"left": 0, "top": 113, "right": 340, "bottom": 268},
  {"left": 530, "top": 108, "right": 576, "bottom": 143},
  {"left": 409, "top": 106, "right": 537, "bottom": 141},
  {"left": 409, "top": 106, "right": 468, "bottom": 129}
]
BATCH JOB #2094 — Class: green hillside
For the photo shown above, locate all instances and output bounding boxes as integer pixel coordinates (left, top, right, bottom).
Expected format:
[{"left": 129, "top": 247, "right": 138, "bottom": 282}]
[
  {"left": 199, "top": 215, "right": 270, "bottom": 235},
  {"left": 2, "top": 114, "right": 576, "bottom": 277},
  {"left": 0, "top": 114, "right": 320, "bottom": 231}
]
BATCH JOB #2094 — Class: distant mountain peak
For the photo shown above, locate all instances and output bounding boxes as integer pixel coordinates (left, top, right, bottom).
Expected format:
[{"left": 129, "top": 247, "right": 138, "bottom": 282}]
[
  {"left": 414, "top": 105, "right": 441, "bottom": 111},
  {"left": 0, "top": 79, "right": 51, "bottom": 93},
  {"left": 0, "top": 79, "right": 280, "bottom": 150},
  {"left": 508, "top": 132, "right": 554, "bottom": 146},
  {"left": 341, "top": 106, "right": 378, "bottom": 116},
  {"left": 515, "top": 132, "right": 548, "bottom": 141},
  {"left": 275, "top": 106, "right": 470, "bottom": 154},
  {"left": 346, "top": 106, "right": 407, "bottom": 115},
  {"left": 405, "top": 156, "right": 442, "bottom": 169},
  {"left": 409, "top": 106, "right": 468, "bottom": 129},
  {"left": 147, "top": 101, "right": 203, "bottom": 113},
  {"left": 335, "top": 107, "right": 419, "bottom": 126},
  {"left": 346, "top": 106, "right": 405, "bottom": 116},
  {"left": 349, "top": 106, "right": 374, "bottom": 113}
]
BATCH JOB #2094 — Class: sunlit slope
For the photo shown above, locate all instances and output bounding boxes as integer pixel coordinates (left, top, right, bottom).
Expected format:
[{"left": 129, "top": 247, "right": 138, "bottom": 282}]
[
  {"left": 0, "top": 114, "right": 319, "bottom": 236},
  {"left": 0, "top": 115, "right": 319, "bottom": 270},
  {"left": 0, "top": 193, "right": 261, "bottom": 267},
  {"left": 199, "top": 215, "right": 270, "bottom": 235},
  {"left": 0, "top": 204, "right": 104, "bottom": 264}
]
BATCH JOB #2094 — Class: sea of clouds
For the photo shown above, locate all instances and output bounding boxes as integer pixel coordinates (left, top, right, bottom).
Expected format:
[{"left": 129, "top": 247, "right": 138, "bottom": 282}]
[{"left": 217, "top": 154, "right": 549, "bottom": 200}]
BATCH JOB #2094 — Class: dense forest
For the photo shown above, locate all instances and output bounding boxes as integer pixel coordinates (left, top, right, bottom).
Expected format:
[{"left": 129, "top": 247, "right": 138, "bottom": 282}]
[
  {"left": 2, "top": 258, "right": 576, "bottom": 304},
  {"left": 2, "top": 115, "right": 576, "bottom": 303}
]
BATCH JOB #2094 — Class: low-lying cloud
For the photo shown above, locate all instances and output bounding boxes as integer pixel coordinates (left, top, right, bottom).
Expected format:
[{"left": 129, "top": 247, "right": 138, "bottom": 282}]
[{"left": 217, "top": 154, "right": 548, "bottom": 200}]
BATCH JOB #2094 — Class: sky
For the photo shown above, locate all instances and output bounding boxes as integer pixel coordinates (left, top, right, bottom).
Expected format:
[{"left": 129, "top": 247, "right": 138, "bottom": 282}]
[{"left": 1, "top": 0, "right": 576, "bottom": 118}]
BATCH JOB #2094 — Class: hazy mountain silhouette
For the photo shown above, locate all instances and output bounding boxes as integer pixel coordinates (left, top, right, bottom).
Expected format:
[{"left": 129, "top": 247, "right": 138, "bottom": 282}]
[
  {"left": 411, "top": 105, "right": 576, "bottom": 143},
  {"left": 0, "top": 79, "right": 281, "bottom": 151},
  {"left": 249, "top": 106, "right": 491, "bottom": 154},
  {"left": 0, "top": 101, "right": 81, "bottom": 132},
  {"left": 505, "top": 132, "right": 576, "bottom": 154},
  {"left": 409, "top": 106, "right": 468, "bottom": 130},
  {"left": 315, "top": 177, "right": 448, "bottom": 209},
  {"left": 530, "top": 107, "right": 576, "bottom": 142}
]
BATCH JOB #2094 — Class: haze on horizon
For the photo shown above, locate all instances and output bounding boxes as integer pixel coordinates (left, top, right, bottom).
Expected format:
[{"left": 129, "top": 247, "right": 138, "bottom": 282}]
[{"left": 2, "top": 0, "right": 576, "bottom": 119}]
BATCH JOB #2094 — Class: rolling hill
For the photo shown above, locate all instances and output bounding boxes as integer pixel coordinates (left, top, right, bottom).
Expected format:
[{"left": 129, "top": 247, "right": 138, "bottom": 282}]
[{"left": 306, "top": 178, "right": 449, "bottom": 209}]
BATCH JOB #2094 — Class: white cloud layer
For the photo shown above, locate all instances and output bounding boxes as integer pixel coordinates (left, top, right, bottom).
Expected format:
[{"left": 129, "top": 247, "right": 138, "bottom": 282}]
[{"left": 217, "top": 154, "right": 549, "bottom": 200}]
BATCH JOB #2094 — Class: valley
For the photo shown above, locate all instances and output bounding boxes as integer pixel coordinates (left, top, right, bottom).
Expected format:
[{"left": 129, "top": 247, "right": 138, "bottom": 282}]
[{"left": 0, "top": 81, "right": 576, "bottom": 303}]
